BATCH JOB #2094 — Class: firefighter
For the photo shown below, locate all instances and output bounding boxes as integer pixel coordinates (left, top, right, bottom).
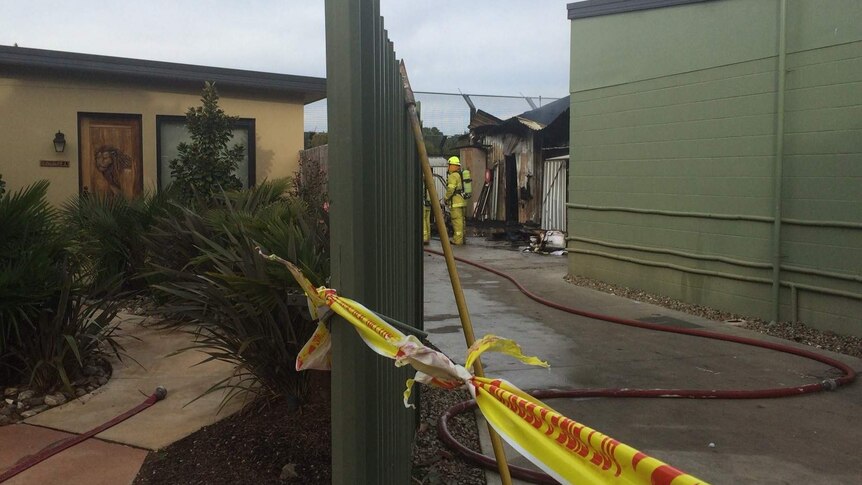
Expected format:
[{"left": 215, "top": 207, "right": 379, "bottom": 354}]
[{"left": 444, "top": 156, "right": 466, "bottom": 245}]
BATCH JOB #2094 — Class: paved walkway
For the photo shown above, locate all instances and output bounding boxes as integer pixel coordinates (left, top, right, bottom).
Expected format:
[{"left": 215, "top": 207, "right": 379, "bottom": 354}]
[
  {"left": 1, "top": 314, "right": 243, "bottom": 484},
  {"left": 423, "top": 239, "right": 862, "bottom": 485}
]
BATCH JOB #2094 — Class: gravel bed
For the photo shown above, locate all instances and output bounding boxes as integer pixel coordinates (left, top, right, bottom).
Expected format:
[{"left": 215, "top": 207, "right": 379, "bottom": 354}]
[
  {"left": 564, "top": 274, "right": 862, "bottom": 359},
  {"left": 0, "top": 357, "right": 112, "bottom": 426},
  {"left": 412, "top": 386, "right": 485, "bottom": 485}
]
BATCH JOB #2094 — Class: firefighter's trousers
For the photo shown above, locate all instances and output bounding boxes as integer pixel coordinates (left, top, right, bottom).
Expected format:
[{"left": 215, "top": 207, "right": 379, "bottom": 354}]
[{"left": 450, "top": 206, "right": 465, "bottom": 245}]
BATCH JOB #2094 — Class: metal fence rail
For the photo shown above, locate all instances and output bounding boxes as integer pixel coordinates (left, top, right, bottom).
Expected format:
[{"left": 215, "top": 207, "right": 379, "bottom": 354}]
[{"left": 325, "top": 0, "right": 422, "bottom": 483}]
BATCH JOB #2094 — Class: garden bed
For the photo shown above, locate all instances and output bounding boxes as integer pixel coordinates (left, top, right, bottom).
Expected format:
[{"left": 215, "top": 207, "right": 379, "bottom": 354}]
[
  {"left": 0, "top": 357, "right": 112, "bottom": 426},
  {"left": 134, "top": 374, "right": 332, "bottom": 485},
  {"left": 132, "top": 374, "right": 487, "bottom": 484}
]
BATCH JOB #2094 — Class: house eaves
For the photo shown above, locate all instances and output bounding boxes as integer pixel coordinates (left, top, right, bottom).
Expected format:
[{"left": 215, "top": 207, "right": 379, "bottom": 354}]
[
  {"left": 0, "top": 45, "right": 326, "bottom": 104},
  {"left": 567, "top": 0, "right": 719, "bottom": 20}
]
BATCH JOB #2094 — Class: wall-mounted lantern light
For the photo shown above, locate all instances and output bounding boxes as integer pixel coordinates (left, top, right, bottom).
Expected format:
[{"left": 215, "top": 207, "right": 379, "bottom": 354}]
[{"left": 53, "top": 131, "right": 66, "bottom": 153}]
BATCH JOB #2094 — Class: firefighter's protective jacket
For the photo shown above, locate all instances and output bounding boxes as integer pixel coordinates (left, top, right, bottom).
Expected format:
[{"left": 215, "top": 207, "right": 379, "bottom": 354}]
[{"left": 445, "top": 171, "right": 466, "bottom": 208}]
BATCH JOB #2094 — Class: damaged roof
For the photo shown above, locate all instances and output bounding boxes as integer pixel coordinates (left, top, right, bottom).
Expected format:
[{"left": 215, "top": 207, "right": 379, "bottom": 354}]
[
  {"left": 468, "top": 109, "right": 504, "bottom": 130},
  {"left": 513, "top": 96, "right": 570, "bottom": 131},
  {"left": 470, "top": 95, "right": 570, "bottom": 134}
]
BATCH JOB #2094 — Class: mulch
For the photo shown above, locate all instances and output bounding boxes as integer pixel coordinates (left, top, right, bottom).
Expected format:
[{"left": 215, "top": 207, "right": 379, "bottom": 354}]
[
  {"left": 133, "top": 371, "right": 487, "bottom": 485},
  {"left": 412, "top": 387, "right": 486, "bottom": 485},
  {"left": 134, "top": 374, "right": 332, "bottom": 485}
]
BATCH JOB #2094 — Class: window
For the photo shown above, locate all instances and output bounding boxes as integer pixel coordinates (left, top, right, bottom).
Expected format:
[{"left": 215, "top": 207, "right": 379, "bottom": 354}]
[{"left": 156, "top": 115, "right": 256, "bottom": 190}]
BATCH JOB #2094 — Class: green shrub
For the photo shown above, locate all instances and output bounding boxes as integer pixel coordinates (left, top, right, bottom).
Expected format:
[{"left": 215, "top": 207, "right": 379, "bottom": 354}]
[
  {"left": 10, "top": 267, "right": 124, "bottom": 392},
  {"left": 62, "top": 189, "right": 175, "bottom": 293},
  {"left": 145, "top": 180, "right": 329, "bottom": 407},
  {"left": 293, "top": 152, "right": 329, "bottom": 248},
  {"left": 0, "top": 182, "right": 125, "bottom": 391},
  {"left": 0, "top": 181, "right": 64, "bottom": 357},
  {"left": 169, "top": 82, "right": 244, "bottom": 203},
  {"left": 0, "top": 173, "right": 6, "bottom": 196}
]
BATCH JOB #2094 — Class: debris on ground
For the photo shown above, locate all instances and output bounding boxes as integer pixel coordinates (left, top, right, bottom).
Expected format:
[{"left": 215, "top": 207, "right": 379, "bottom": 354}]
[{"left": 564, "top": 274, "right": 862, "bottom": 359}]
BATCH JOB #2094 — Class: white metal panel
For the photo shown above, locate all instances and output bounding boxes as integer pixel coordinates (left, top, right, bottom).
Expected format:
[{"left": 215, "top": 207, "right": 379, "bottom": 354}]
[
  {"left": 541, "top": 157, "right": 568, "bottom": 231},
  {"left": 431, "top": 166, "right": 448, "bottom": 205}
]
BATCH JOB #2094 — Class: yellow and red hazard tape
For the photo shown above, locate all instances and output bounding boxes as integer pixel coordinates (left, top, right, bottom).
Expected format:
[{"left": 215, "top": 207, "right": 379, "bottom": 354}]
[{"left": 262, "top": 250, "right": 707, "bottom": 485}]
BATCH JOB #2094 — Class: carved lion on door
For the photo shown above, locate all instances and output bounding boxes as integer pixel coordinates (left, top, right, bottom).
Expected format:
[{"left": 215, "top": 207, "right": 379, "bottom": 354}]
[{"left": 94, "top": 145, "right": 132, "bottom": 195}]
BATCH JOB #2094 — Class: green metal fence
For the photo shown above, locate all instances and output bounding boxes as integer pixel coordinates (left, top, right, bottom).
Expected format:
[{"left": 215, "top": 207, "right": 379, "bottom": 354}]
[{"left": 325, "top": 0, "right": 422, "bottom": 482}]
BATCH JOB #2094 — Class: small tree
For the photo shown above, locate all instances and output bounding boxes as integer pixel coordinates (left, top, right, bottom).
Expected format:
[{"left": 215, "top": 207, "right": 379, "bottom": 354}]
[
  {"left": 170, "top": 82, "right": 244, "bottom": 202},
  {"left": 422, "top": 126, "right": 445, "bottom": 156},
  {"left": 304, "top": 131, "right": 328, "bottom": 150}
]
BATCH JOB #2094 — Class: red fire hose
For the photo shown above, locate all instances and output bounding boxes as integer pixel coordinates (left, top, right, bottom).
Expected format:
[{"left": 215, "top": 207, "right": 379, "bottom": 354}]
[
  {"left": 0, "top": 386, "right": 167, "bottom": 483},
  {"left": 425, "top": 249, "right": 857, "bottom": 483}
]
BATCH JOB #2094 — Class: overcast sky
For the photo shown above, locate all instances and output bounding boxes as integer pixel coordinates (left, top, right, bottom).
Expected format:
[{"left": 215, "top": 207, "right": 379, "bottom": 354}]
[
  {"left": 0, "top": 0, "right": 571, "bottom": 96},
  {"left": 1, "top": 1, "right": 572, "bottom": 133}
]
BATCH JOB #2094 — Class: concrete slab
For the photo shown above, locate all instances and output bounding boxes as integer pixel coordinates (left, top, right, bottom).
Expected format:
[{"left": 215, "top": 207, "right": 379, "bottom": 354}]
[
  {"left": 0, "top": 424, "right": 147, "bottom": 485},
  {"left": 423, "top": 240, "right": 862, "bottom": 484},
  {"left": 26, "top": 314, "right": 245, "bottom": 450}
]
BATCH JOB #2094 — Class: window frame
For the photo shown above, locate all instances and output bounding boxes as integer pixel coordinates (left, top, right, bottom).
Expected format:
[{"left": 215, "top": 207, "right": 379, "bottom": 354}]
[{"left": 155, "top": 114, "right": 256, "bottom": 191}]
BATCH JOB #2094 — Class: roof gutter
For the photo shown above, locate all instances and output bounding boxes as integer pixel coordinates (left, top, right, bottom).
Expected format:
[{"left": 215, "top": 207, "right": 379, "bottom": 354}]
[{"left": 0, "top": 46, "right": 326, "bottom": 103}]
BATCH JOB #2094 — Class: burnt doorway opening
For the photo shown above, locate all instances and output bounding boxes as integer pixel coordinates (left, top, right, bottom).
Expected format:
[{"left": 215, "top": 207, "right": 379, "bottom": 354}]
[{"left": 504, "top": 153, "right": 519, "bottom": 241}]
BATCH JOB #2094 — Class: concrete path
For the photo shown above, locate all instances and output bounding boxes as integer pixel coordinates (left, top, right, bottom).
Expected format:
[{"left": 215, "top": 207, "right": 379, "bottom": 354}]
[
  {"left": 1, "top": 313, "right": 243, "bottom": 483},
  {"left": 423, "top": 239, "right": 862, "bottom": 485},
  {"left": 0, "top": 424, "right": 147, "bottom": 485}
]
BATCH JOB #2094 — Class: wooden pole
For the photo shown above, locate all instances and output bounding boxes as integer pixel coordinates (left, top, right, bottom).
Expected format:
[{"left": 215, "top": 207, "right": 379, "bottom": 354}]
[{"left": 400, "top": 60, "right": 513, "bottom": 485}]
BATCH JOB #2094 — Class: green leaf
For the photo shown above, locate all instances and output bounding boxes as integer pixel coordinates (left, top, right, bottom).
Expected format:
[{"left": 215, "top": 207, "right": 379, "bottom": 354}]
[{"left": 64, "top": 334, "right": 83, "bottom": 366}]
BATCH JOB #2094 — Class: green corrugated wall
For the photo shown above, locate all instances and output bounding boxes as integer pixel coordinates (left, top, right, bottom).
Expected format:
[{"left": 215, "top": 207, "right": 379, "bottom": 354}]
[{"left": 568, "top": 0, "right": 862, "bottom": 335}]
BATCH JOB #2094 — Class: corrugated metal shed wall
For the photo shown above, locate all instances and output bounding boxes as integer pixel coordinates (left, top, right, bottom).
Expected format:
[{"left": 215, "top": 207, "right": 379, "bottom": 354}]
[
  {"left": 480, "top": 132, "right": 538, "bottom": 223},
  {"left": 325, "top": 0, "right": 421, "bottom": 482},
  {"left": 431, "top": 165, "right": 447, "bottom": 203}
]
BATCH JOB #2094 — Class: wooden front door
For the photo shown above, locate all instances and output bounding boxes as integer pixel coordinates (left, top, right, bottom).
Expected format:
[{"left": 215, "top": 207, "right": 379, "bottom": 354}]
[{"left": 79, "top": 114, "right": 143, "bottom": 198}]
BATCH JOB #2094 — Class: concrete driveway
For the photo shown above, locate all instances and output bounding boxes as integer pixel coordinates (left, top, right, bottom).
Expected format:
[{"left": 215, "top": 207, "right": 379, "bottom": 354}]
[{"left": 423, "top": 240, "right": 862, "bottom": 485}]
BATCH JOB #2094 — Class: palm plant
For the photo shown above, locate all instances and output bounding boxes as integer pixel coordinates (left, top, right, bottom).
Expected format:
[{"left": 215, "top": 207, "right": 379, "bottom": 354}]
[
  {"left": 1, "top": 181, "right": 125, "bottom": 391},
  {"left": 11, "top": 267, "right": 124, "bottom": 391},
  {"left": 145, "top": 179, "right": 329, "bottom": 408},
  {"left": 0, "top": 182, "right": 63, "bottom": 362},
  {"left": 62, "top": 188, "right": 175, "bottom": 293}
]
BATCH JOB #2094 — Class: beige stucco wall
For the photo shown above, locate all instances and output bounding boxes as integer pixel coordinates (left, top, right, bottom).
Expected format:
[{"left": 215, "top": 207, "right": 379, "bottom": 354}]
[{"left": 0, "top": 73, "right": 306, "bottom": 205}]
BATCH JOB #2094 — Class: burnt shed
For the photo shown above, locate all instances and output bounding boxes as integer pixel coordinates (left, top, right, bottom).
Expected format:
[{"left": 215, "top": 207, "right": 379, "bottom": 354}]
[{"left": 460, "top": 95, "right": 569, "bottom": 233}]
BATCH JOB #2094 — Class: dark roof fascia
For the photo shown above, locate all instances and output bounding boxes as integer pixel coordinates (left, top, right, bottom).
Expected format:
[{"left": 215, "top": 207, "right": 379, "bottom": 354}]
[
  {"left": 567, "top": 0, "right": 718, "bottom": 20},
  {"left": 0, "top": 45, "right": 326, "bottom": 104}
]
